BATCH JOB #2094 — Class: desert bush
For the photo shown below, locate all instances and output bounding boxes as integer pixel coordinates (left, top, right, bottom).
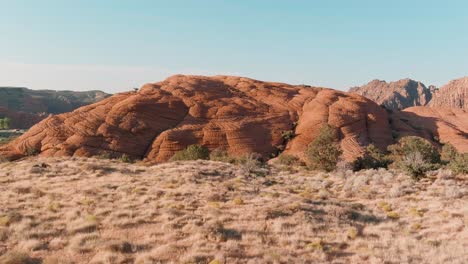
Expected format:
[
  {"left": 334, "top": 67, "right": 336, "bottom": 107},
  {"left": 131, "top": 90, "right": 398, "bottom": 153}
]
[
  {"left": 440, "top": 143, "right": 458, "bottom": 163},
  {"left": 276, "top": 153, "right": 301, "bottom": 166},
  {"left": 236, "top": 153, "right": 268, "bottom": 177},
  {"left": 96, "top": 152, "right": 112, "bottom": 159},
  {"left": 281, "top": 130, "right": 295, "bottom": 141},
  {"left": 119, "top": 154, "right": 133, "bottom": 163},
  {"left": 353, "top": 144, "right": 390, "bottom": 171},
  {"left": 388, "top": 136, "right": 441, "bottom": 179},
  {"left": 0, "top": 117, "right": 11, "bottom": 130},
  {"left": 399, "top": 152, "right": 439, "bottom": 180},
  {"left": 448, "top": 153, "right": 468, "bottom": 175},
  {"left": 209, "top": 148, "right": 236, "bottom": 163},
  {"left": 306, "top": 124, "right": 342, "bottom": 172},
  {"left": 170, "top": 145, "right": 210, "bottom": 161},
  {"left": 388, "top": 136, "right": 440, "bottom": 164}
]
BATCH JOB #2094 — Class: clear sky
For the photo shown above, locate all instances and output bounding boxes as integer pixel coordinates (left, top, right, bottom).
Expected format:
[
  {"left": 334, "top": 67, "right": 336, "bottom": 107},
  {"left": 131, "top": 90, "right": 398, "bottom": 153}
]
[{"left": 1, "top": 0, "right": 467, "bottom": 93}]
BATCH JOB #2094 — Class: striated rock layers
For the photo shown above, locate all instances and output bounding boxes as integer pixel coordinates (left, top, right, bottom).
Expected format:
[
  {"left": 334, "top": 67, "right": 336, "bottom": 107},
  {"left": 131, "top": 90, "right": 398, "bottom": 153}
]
[
  {"left": 349, "top": 79, "right": 433, "bottom": 110},
  {"left": 390, "top": 106, "right": 468, "bottom": 153},
  {"left": 0, "top": 75, "right": 393, "bottom": 162},
  {"left": 429, "top": 77, "right": 468, "bottom": 109}
]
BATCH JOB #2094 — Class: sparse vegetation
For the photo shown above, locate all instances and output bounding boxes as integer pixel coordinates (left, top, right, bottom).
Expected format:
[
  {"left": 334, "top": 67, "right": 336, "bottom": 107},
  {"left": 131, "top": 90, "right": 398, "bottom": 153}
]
[
  {"left": 388, "top": 136, "right": 441, "bottom": 179},
  {"left": 0, "top": 155, "right": 465, "bottom": 263},
  {"left": 276, "top": 153, "right": 301, "bottom": 166},
  {"left": 448, "top": 153, "right": 468, "bottom": 175},
  {"left": 170, "top": 144, "right": 210, "bottom": 161},
  {"left": 236, "top": 153, "right": 267, "bottom": 177},
  {"left": 440, "top": 143, "right": 458, "bottom": 163},
  {"left": 281, "top": 130, "right": 295, "bottom": 141},
  {"left": 119, "top": 154, "right": 133, "bottom": 163},
  {"left": 306, "top": 124, "right": 342, "bottom": 172},
  {"left": 209, "top": 148, "right": 236, "bottom": 163},
  {"left": 0, "top": 117, "right": 12, "bottom": 130},
  {"left": 353, "top": 144, "right": 390, "bottom": 171}
]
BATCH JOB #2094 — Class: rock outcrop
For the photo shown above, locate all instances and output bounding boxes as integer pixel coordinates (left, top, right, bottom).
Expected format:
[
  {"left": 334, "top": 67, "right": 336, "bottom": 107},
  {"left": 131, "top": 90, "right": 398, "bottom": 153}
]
[
  {"left": 0, "top": 87, "right": 110, "bottom": 128},
  {"left": 349, "top": 79, "right": 433, "bottom": 110},
  {"left": 390, "top": 107, "right": 468, "bottom": 153},
  {"left": 0, "top": 75, "right": 393, "bottom": 162},
  {"left": 429, "top": 77, "right": 468, "bottom": 109}
]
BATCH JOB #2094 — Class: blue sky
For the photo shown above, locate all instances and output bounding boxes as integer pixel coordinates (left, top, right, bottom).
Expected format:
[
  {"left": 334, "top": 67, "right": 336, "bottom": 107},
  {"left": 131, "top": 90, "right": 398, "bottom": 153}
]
[{"left": 0, "top": 0, "right": 467, "bottom": 92}]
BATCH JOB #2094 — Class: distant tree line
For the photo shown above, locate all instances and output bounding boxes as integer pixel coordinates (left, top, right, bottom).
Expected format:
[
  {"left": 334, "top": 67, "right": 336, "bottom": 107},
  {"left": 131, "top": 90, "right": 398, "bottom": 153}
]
[{"left": 0, "top": 117, "right": 11, "bottom": 129}]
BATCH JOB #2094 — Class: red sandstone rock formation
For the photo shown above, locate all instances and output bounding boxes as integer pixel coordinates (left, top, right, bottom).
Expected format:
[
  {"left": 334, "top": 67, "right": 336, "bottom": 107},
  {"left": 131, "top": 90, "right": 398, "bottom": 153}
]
[
  {"left": 390, "top": 106, "right": 468, "bottom": 153},
  {"left": 429, "top": 77, "right": 468, "bottom": 109},
  {"left": 0, "top": 75, "right": 393, "bottom": 162},
  {"left": 349, "top": 79, "right": 433, "bottom": 110}
]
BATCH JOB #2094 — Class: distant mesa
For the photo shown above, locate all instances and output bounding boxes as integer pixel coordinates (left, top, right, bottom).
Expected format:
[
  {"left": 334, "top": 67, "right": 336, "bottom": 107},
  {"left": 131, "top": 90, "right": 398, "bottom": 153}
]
[
  {"left": 349, "top": 79, "right": 433, "bottom": 110},
  {"left": 349, "top": 76, "right": 468, "bottom": 111},
  {"left": 0, "top": 87, "right": 110, "bottom": 128},
  {"left": 390, "top": 106, "right": 468, "bottom": 153}
]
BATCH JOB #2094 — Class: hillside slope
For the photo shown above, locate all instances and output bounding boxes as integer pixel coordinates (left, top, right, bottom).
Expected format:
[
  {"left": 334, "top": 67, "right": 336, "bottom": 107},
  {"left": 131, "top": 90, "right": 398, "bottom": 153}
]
[{"left": 0, "top": 75, "right": 392, "bottom": 162}]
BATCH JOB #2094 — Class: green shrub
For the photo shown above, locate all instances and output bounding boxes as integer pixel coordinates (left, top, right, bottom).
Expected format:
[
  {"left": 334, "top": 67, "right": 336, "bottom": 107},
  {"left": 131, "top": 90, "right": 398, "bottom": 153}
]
[
  {"left": 119, "top": 154, "right": 133, "bottom": 163},
  {"left": 0, "top": 117, "right": 11, "bottom": 130},
  {"left": 441, "top": 143, "right": 458, "bottom": 163},
  {"left": 400, "top": 152, "right": 439, "bottom": 180},
  {"left": 306, "top": 124, "right": 342, "bottom": 172},
  {"left": 388, "top": 136, "right": 440, "bottom": 164},
  {"left": 448, "top": 153, "right": 468, "bottom": 175},
  {"left": 170, "top": 145, "right": 210, "bottom": 161},
  {"left": 353, "top": 144, "right": 390, "bottom": 171},
  {"left": 281, "top": 130, "right": 295, "bottom": 141},
  {"left": 388, "top": 136, "right": 441, "bottom": 179}
]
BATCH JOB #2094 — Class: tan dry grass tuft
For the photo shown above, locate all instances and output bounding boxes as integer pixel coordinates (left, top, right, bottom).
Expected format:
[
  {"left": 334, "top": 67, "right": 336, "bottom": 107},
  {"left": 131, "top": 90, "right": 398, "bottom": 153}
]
[{"left": 0, "top": 157, "right": 466, "bottom": 263}]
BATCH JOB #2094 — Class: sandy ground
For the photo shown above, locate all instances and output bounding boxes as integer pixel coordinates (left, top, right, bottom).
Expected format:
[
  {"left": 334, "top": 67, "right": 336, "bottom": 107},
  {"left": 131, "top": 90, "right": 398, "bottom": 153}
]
[{"left": 0, "top": 157, "right": 466, "bottom": 263}]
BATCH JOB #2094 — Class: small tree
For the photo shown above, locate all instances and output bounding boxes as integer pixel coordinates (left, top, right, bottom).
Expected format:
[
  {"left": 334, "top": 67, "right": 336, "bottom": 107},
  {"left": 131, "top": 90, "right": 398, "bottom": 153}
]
[
  {"left": 0, "top": 119, "right": 4, "bottom": 129},
  {"left": 3, "top": 118, "right": 10, "bottom": 129},
  {"left": 440, "top": 143, "right": 458, "bottom": 163},
  {"left": 306, "top": 124, "right": 342, "bottom": 172}
]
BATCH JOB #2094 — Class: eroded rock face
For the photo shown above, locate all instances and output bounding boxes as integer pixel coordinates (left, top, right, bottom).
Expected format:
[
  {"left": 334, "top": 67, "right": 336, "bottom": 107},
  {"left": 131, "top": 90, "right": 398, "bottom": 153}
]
[
  {"left": 429, "top": 77, "right": 468, "bottom": 109},
  {"left": 349, "top": 79, "right": 433, "bottom": 110},
  {"left": 0, "top": 75, "right": 393, "bottom": 162},
  {"left": 390, "top": 106, "right": 468, "bottom": 153}
]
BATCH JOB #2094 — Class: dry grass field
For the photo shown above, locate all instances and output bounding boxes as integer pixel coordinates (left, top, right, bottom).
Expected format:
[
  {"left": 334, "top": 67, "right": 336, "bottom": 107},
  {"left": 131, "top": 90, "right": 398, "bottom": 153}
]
[{"left": 0, "top": 157, "right": 466, "bottom": 263}]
